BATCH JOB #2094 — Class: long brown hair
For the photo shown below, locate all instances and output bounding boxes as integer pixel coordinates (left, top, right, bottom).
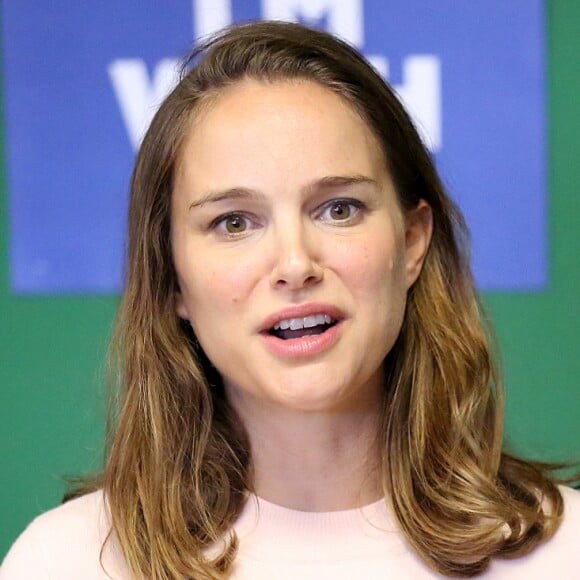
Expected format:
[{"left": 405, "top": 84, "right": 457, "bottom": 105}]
[{"left": 92, "top": 21, "right": 564, "bottom": 578}]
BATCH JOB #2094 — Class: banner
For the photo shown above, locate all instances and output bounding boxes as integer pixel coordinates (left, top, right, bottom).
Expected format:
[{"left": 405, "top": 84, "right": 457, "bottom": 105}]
[{"left": 3, "top": 0, "right": 546, "bottom": 293}]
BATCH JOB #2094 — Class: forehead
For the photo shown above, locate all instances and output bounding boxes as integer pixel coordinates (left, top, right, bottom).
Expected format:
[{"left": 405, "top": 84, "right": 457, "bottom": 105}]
[{"left": 174, "top": 78, "right": 388, "bottom": 193}]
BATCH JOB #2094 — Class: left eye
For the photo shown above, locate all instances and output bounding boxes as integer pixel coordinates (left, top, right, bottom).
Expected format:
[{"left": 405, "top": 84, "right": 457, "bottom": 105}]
[
  {"left": 221, "top": 214, "right": 248, "bottom": 234},
  {"left": 318, "top": 199, "right": 363, "bottom": 223}
]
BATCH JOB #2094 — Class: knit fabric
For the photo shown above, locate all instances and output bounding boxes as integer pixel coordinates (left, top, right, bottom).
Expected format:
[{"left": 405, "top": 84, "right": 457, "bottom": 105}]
[{"left": 2, "top": 486, "right": 580, "bottom": 579}]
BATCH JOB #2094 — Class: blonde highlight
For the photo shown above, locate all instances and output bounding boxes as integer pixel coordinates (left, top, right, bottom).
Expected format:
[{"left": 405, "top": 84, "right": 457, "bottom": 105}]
[{"left": 69, "top": 21, "right": 567, "bottom": 578}]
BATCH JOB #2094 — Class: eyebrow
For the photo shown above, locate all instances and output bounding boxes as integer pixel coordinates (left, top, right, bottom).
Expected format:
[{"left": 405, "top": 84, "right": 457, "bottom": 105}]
[
  {"left": 305, "top": 174, "right": 378, "bottom": 194},
  {"left": 188, "top": 174, "right": 378, "bottom": 210},
  {"left": 188, "top": 187, "right": 259, "bottom": 210}
]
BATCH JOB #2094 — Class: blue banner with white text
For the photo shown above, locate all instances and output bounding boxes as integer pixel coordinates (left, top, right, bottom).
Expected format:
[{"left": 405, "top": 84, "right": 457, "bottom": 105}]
[{"left": 3, "top": 0, "right": 546, "bottom": 293}]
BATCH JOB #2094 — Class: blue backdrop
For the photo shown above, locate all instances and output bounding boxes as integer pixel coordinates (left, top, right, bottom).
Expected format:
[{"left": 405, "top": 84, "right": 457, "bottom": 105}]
[{"left": 3, "top": 0, "right": 546, "bottom": 293}]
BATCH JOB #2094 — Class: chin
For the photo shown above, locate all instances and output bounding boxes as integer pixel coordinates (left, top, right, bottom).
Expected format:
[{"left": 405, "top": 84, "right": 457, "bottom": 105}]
[{"left": 264, "top": 374, "right": 365, "bottom": 413}]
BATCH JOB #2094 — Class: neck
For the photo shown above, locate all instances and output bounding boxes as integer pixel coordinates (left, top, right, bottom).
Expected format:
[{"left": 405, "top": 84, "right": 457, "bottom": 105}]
[{"left": 227, "top": 388, "right": 384, "bottom": 512}]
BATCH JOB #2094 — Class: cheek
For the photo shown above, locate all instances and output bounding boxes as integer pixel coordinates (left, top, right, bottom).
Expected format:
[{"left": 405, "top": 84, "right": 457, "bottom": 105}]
[
  {"left": 182, "top": 255, "right": 258, "bottom": 314},
  {"left": 338, "top": 234, "right": 403, "bottom": 297}
]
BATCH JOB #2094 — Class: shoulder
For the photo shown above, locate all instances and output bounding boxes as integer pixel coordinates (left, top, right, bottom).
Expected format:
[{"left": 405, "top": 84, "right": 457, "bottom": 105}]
[
  {"left": 28, "top": 490, "right": 109, "bottom": 535},
  {"left": 7, "top": 491, "right": 109, "bottom": 554},
  {"left": 0, "top": 491, "right": 129, "bottom": 580},
  {"left": 561, "top": 483, "right": 580, "bottom": 510},
  {"left": 487, "top": 485, "right": 580, "bottom": 578},
  {"left": 553, "top": 485, "right": 580, "bottom": 543},
  {"left": 543, "top": 485, "right": 580, "bottom": 550}
]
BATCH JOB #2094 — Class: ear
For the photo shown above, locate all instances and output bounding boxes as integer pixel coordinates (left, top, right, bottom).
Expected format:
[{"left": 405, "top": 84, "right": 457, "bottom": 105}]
[
  {"left": 174, "top": 285, "right": 190, "bottom": 321},
  {"left": 404, "top": 200, "right": 433, "bottom": 289}
]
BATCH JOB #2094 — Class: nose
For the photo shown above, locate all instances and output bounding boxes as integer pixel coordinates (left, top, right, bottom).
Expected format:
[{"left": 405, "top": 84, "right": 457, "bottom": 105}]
[{"left": 269, "top": 224, "right": 323, "bottom": 290}]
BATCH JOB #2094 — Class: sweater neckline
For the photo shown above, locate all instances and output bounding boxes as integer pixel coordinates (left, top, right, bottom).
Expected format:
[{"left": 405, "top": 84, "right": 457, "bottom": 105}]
[
  {"left": 233, "top": 494, "right": 401, "bottom": 561},
  {"left": 243, "top": 494, "right": 388, "bottom": 524}
]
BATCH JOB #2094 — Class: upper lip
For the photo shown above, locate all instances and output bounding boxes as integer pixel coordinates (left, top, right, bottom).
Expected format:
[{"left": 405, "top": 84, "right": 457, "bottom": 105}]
[{"left": 259, "top": 303, "right": 346, "bottom": 333}]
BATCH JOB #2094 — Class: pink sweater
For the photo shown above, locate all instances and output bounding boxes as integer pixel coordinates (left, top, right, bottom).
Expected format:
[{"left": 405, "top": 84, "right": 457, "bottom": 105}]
[{"left": 2, "top": 486, "right": 580, "bottom": 579}]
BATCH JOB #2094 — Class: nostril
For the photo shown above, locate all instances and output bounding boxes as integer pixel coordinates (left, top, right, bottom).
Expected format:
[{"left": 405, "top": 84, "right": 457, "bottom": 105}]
[
  {"left": 304, "top": 273, "right": 322, "bottom": 285},
  {"left": 274, "top": 272, "right": 322, "bottom": 289},
  {"left": 269, "top": 247, "right": 324, "bottom": 289}
]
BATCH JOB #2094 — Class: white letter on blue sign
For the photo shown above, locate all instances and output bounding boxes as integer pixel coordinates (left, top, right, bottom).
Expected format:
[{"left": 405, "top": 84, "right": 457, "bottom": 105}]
[
  {"left": 108, "top": 58, "right": 180, "bottom": 150},
  {"left": 193, "top": 0, "right": 233, "bottom": 40},
  {"left": 261, "top": 0, "right": 364, "bottom": 47},
  {"left": 394, "top": 56, "right": 442, "bottom": 152}
]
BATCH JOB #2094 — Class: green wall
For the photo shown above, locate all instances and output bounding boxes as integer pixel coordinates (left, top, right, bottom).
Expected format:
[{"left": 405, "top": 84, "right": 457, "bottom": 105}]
[{"left": 1, "top": 1, "right": 579, "bottom": 559}]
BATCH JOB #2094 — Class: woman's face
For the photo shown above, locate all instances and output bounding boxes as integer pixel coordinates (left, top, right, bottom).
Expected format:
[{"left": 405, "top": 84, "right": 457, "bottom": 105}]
[{"left": 171, "top": 79, "right": 430, "bottom": 413}]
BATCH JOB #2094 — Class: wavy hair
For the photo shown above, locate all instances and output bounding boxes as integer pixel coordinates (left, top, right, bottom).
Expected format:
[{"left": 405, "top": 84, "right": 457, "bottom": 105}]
[{"left": 88, "top": 21, "right": 564, "bottom": 578}]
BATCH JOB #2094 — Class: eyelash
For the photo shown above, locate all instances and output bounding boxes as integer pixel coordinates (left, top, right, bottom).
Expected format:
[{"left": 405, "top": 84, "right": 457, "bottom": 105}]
[{"left": 209, "top": 198, "right": 367, "bottom": 238}]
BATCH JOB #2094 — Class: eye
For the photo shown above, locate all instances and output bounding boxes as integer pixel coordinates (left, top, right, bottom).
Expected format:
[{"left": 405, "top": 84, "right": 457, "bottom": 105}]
[
  {"left": 318, "top": 199, "right": 365, "bottom": 224},
  {"left": 328, "top": 201, "right": 352, "bottom": 220},
  {"left": 211, "top": 212, "right": 259, "bottom": 237},
  {"left": 222, "top": 214, "right": 247, "bottom": 234}
]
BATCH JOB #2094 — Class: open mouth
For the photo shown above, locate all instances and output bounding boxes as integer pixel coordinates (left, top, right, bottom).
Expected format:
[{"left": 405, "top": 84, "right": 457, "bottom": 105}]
[{"left": 267, "top": 314, "right": 338, "bottom": 340}]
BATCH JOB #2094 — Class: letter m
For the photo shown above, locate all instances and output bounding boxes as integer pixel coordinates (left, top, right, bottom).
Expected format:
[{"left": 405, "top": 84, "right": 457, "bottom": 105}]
[{"left": 261, "top": 0, "right": 364, "bottom": 47}]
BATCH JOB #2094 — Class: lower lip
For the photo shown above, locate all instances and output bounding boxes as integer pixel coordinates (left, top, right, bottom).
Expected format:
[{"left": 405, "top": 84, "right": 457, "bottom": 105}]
[{"left": 261, "top": 322, "right": 343, "bottom": 359}]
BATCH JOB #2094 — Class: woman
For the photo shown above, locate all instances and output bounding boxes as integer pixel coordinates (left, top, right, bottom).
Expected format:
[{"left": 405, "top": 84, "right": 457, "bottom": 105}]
[{"left": 2, "top": 20, "right": 579, "bottom": 579}]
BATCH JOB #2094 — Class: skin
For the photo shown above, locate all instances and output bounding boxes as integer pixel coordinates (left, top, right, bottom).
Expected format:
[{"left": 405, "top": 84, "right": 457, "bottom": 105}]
[{"left": 171, "top": 79, "right": 432, "bottom": 510}]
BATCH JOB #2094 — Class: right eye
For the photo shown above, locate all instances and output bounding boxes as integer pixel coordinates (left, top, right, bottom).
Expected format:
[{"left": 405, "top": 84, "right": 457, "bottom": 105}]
[{"left": 211, "top": 212, "right": 258, "bottom": 237}]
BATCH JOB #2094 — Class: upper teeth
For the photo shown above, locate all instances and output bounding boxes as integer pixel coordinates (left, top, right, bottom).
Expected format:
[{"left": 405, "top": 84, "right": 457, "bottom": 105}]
[{"left": 274, "top": 314, "right": 333, "bottom": 331}]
